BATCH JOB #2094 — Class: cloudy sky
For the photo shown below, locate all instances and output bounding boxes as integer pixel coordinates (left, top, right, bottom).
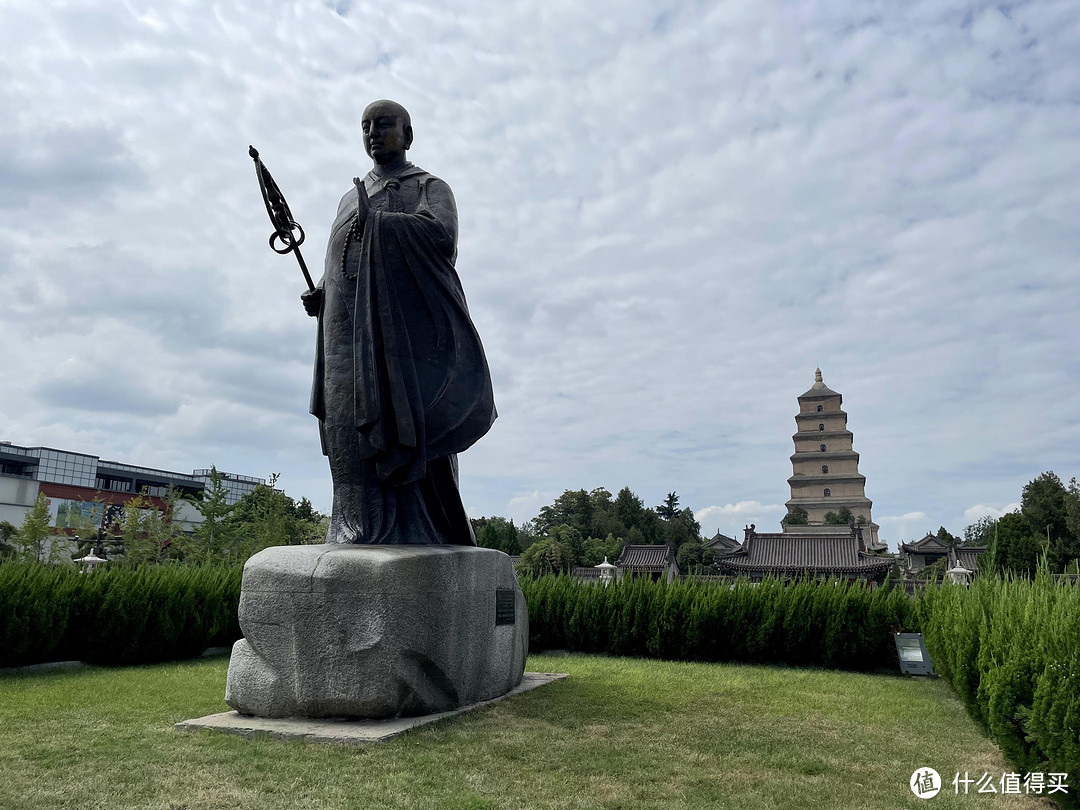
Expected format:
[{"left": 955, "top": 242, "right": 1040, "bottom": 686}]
[{"left": 1, "top": 0, "right": 1077, "bottom": 547}]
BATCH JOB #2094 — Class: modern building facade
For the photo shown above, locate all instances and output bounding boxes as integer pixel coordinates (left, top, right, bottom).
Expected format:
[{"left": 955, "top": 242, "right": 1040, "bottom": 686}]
[
  {"left": 784, "top": 369, "right": 881, "bottom": 547},
  {"left": 0, "top": 440, "right": 263, "bottom": 536}
]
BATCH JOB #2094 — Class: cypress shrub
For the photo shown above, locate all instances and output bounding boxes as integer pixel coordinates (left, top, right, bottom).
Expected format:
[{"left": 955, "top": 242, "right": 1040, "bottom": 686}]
[
  {"left": 0, "top": 561, "right": 243, "bottom": 668},
  {"left": 0, "top": 563, "right": 73, "bottom": 667},
  {"left": 520, "top": 574, "right": 916, "bottom": 672},
  {"left": 917, "top": 572, "right": 1080, "bottom": 808}
]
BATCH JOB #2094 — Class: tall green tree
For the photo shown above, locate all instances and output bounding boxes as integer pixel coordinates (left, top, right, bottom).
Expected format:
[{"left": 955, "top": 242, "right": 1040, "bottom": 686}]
[
  {"left": 535, "top": 489, "right": 593, "bottom": 537},
  {"left": 118, "top": 494, "right": 160, "bottom": 566},
  {"left": 991, "top": 511, "right": 1041, "bottom": 578},
  {"left": 516, "top": 520, "right": 542, "bottom": 552},
  {"left": 613, "top": 487, "right": 645, "bottom": 529},
  {"left": 676, "top": 540, "right": 702, "bottom": 572},
  {"left": 1021, "top": 472, "right": 1070, "bottom": 544},
  {"left": 963, "top": 515, "right": 997, "bottom": 547},
  {"left": 192, "top": 467, "right": 236, "bottom": 562},
  {"left": 226, "top": 475, "right": 299, "bottom": 557},
  {"left": 475, "top": 516, "right": 521, "bottom": 555},
  {"left": 548, "top": 524, "right": 585, "bottom": 565},
  {"left": 147, "top": 487, "right": 189, "bottom": 560},
  {"left": 1066, "top": 478, "right": 1080, "bottom": 565},
  {"left": 1019, "top": 471, "right": 1080, "bottom": 571},
  {"left": 936, "top": 526, "right": 959, "bottom": 546},
  {"left": 518, "top": 536, "right": 573, "bottom": 576},
  {"left": 223, "top": 475, "right": 327, "bottom": 559},
  {"left": 611, "top": 486, "right": 661, "bottom": 543},
  {"left": 656, "top": 492, "right": 680, "bottom": 520},
  {"left": 661, "top": 507, "right": 701, "bottom": 548},
  {"left": 1, "top": 520, "right": 19, "bottom": 558},
  {"left": 13, "top": 493, "right": 61, "bottom": 563},
  {"left": 580, "top": 533, "right": 623, "bottom": 567}
]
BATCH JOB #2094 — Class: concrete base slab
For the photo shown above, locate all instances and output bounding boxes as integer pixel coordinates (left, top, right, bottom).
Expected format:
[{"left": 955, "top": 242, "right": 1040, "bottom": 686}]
[{"left": 175, "top": 672, "right": 567, "bottom": 745}]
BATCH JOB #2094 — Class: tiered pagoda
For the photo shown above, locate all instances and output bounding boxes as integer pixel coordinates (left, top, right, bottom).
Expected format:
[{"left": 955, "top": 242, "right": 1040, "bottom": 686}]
[{"left": 784, "top": 369, "right": 881, "bottom": 548}]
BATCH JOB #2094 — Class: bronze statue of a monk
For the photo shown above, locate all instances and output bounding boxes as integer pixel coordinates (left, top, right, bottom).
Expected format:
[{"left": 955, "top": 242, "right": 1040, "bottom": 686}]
[{"left": 301, "top": 100, "right": 496, "bottom": 545}]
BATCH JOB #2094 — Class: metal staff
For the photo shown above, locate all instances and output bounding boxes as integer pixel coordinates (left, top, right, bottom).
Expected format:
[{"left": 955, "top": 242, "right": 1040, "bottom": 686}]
[{"left": 248, "top": 145, "right": 315, "bottom": 291}]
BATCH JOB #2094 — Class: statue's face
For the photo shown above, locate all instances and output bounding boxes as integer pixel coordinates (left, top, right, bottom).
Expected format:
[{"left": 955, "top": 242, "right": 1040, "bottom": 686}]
[{"left": 362, "top": 103, "right": 411, "bottom": 165}]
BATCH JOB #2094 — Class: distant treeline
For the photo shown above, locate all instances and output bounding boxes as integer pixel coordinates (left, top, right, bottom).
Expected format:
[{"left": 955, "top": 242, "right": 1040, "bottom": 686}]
[{"left": 473, "top": 487, "right": 711, "bottom": 576}]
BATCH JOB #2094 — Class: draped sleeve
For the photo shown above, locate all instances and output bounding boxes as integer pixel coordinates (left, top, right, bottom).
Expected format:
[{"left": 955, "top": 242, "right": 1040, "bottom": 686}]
[{"left": 344, "top": 171, "right": 496, "bottom": 485}]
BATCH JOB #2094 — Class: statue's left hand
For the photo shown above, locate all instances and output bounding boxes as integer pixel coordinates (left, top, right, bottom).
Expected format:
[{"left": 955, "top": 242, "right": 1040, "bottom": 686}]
[
  {"left": 354, "top": 177, "right": 370, "bottom": 223},
  {"left": 301, "top": 287, "right": 323, "bottom": 317}
]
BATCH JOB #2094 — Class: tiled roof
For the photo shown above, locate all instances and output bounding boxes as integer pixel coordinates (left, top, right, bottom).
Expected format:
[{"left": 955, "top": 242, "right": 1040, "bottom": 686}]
[
  {"left": 952, "top": 547, "right": 987, "bottom": 573},
  {"left": 617, "top": 544, "right": 676, "bottom": 571},
  {"left": 703, "top": 531, "right": 741, "bottom": 552},
  {"left": 572, "top": 566, "right": 602, "bottom": 580},
  {"left": 900, "top": 534, "right": 950, "bottom": 553},
  {"left": 716, "top": 532, "right": 893, "bottom": 575}
]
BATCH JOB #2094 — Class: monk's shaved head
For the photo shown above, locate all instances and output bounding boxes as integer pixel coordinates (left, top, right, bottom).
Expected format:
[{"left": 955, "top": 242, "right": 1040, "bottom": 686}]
[
  {"left": 361, "top": 100, "right": 414, "bottom": 166},
  {"left": 363, "top": 99, "right": 411, "bottom": 130}
]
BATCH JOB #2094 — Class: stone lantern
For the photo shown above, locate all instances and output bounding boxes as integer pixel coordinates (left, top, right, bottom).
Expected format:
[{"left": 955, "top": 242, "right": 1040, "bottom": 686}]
[
  {"left": 73, "top": 540, "right": 108, "bottom": 573},
  {"left": 946, "top": 564, "right": 971, "bottom": 585},
  {"left": 596, "top": 556, "right": 617, "bottom": 585}
]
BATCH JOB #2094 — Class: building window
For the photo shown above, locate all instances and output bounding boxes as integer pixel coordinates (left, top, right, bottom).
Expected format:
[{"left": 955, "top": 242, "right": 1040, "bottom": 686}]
[
  {"left": 824, "top": 488, "right": 831, "bottom": 497},
  {"left": 818, "top": 423, "right": 825, "bottom": 431},
  {"left": 816, "top": 405, "right": 823, "bottom": 412},
  {"left": 820, "top": 444, "right": 826, "bottom": 452},
  {"left": 822, "top": 465, "right": 829, "bottom": 474}
]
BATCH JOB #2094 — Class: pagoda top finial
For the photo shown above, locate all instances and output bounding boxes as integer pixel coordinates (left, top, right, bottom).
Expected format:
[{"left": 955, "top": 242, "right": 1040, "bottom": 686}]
[{"left": 799, "top": 367, "right": 839, "bottom": 399}]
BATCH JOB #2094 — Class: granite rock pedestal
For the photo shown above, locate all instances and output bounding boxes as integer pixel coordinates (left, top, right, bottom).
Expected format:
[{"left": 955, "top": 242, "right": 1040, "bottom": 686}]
[{"left": 225, "top": 544, "right": 527, "bottom": 719}]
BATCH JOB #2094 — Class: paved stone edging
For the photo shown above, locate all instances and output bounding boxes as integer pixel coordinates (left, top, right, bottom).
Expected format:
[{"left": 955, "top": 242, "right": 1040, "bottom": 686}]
[
  {"left": 0, "top": 661, "right": 91, "bottom": 676},
  {"left": 175, "top": 672, "right": 568, "bottom": 745}
]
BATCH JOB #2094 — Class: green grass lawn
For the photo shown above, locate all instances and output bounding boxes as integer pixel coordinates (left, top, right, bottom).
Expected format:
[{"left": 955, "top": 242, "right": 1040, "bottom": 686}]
[{"left": 0, "top": 654, "right": 1056, "bottom": 810}]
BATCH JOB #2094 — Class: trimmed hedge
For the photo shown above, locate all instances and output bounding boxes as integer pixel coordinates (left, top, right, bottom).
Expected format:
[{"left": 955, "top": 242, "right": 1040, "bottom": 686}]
[
  {"left": 519, "top": 574, "right": 918, "bottom": 671},
  {"left": 917, "top": 574, "right": 1080, "bottom": 807},
  {"left": 0, "top": 562, "right": 242, "bottom": 668}
]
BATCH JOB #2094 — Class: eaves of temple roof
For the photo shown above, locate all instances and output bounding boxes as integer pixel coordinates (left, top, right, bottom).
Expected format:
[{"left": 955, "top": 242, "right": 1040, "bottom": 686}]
[
  {"left": 787, "top": 473, "right": 867, "bottom": 485},
  {"left": 792, "top": 430, "right": 854, "bottom": 441},
  {"left": 790, "top": 451, "right": 860, "bottom": 462}
]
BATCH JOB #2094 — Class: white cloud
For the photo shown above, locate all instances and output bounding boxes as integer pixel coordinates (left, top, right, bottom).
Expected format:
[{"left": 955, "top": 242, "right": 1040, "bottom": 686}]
[
  {"left": 504, "top": 490, "right": 557, "bottom": 526},
  {"left": 0, "top": 0, "right": 1077, "bottom": 529},
  {"left": 963, "top": 503, "right": 1022, "bottom": 523},
  {"left": 696, "top": 502, "right": 786, "bottom": 539},
  {"left": 877, "top": 512, "right": 933, "bottom": 548}
]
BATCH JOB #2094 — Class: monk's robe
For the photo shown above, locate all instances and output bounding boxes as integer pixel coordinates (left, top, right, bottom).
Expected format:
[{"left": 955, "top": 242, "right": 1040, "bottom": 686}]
[{"left": 310, "top": 161, "right": 496, "bottom": 545}]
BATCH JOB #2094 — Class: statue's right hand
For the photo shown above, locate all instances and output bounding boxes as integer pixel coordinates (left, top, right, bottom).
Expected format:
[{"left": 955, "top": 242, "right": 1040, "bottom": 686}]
[
  {"left": 354, "top": 177, "right": 370, "bottom": 223},
  {"left": 301, "top": 287, "right": 323, "bottom": 317}
]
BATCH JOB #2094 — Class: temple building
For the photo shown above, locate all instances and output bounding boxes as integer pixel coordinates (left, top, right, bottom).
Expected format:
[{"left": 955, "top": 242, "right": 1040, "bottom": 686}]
[
  {"left": 784, "top": 369, "right": 883, "bottom": 549},
  {"left": 714, "top": 523, "right": 892, "bottom": 585},
  {"left": 899, "top": 533, "right": 987, "bottom": 582},
  {"left": 614, "top": 544, "right": 681, "bottom": 582},
  {"left": 708, "top": 369, "right": 892, "bottom": 583}
]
